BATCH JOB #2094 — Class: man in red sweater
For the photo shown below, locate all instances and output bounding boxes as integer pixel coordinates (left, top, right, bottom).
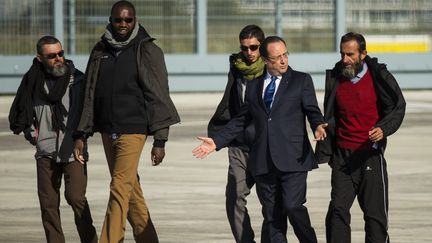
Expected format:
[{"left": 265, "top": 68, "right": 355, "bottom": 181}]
[{"left": 315, "top": 32, "right": 406, "bottom": 243}]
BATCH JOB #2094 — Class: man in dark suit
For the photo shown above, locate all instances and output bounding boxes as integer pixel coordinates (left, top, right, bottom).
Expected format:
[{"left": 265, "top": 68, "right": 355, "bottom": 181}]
[{"left": 193, "top": 36, "right": 327, "bottom": 243}]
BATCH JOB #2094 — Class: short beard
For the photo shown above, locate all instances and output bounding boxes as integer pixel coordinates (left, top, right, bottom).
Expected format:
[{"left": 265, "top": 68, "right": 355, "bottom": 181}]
[
  {"left": 46, "top": 63, "right": 67, "bottom": 77},
  {"left": 341, "top": 60, "right": 363, "bottom": 79},
  {"left": 114, "top": 31, "right": 132, "bottom": 42}
]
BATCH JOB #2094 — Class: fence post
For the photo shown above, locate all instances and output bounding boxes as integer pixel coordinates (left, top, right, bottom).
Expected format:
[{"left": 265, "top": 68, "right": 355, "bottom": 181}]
[
  {"left": 335, "top": 0, "right": 346, "bottom": 51},
  {"left": 196, "top": 0, "right": 207, "bottom": 55},
  {"left": 54, "top": 0, "right": 64, "bottom": 45}
]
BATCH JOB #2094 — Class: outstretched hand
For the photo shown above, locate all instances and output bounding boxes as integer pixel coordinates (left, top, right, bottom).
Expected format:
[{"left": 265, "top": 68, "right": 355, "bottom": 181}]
[
  {"left": 314, "top": 123, "right": 328, "bottom": 141},
  {"left": 192, "top": 136, "right": 216, "bottom": 159}
]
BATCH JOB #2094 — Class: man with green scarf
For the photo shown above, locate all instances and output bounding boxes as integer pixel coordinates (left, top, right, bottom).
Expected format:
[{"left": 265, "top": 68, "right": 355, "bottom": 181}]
[{"left": 207, "top": 24, "right": 265, "bottom": 243}]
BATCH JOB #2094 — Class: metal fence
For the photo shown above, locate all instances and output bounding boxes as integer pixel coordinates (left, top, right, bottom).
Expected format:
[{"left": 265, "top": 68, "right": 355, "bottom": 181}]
[
  {"left": 1, "top": 0, "right": 431, "bottom": 55},
  {"left": 0, "top": 0, "right": 431, "bottom": 93},
  {"left": 1, "top": 0, "right": 52, "bottom": 55}
]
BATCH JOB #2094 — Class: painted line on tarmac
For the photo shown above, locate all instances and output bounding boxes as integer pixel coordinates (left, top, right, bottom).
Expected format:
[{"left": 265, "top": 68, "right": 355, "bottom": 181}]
[
  {"left": 172, "top": 120, "right": 208, "bottom": 127},
  {"left": 0, "top": 131, "right": 12, "bottom": 136},
  {"left": 407, "top": 102, "right": 432, "bottom": 112}
]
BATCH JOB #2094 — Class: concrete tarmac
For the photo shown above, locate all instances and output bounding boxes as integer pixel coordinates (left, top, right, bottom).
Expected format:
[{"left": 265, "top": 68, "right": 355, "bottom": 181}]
[{"left": 0, "top": 90, "right": 431, "bottom": 242}]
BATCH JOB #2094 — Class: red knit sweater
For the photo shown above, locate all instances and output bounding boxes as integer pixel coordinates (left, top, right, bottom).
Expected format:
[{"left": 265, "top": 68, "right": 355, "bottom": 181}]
[{"left": 335, "top": 69, "right": 379, "bottom": 150}]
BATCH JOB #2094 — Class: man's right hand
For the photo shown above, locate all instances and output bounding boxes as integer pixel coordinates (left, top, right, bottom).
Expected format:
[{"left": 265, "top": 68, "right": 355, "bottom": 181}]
[
  {"left": 24, "top": 131, "right": 36, "bottom": 146},
  {"left": 73, "top": 138, "right": 86, "bottom": 164},
  {"left": 192, "top": 136, "right": 216, "bottom": 159}
]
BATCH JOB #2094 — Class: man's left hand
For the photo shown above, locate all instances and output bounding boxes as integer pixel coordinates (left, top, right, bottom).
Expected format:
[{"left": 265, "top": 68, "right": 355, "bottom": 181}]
[
  {"left": 151, "top": 146, "right": 165, "bottom": 166},
  {"left": 314, "top": 123, "right": 328, "bottom": 141},
  {"left": 369, "top": 127, "right": 384, "bottom": 142}
]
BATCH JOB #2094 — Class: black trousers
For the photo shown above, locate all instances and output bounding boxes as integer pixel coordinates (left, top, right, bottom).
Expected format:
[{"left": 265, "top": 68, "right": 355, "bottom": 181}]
[
  {"left": 36, "top": 157, "right": 97, "bottom": 243},
  {"left": 255, "top": 167, "right": 317, "bottom": 243},
  {"left": 326, "top": 147, "right": 389, "bottom": 243}
]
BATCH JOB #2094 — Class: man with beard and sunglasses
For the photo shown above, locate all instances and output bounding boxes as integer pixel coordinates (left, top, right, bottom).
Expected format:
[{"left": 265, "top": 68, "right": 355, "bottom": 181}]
[
  {"left": 315, "top": 32, "right": 406, "bottom": 243},
  {"left": 207, "top": 24, "right": 264, "bottom": 243},
  {"left": 73, "top": 1, "right": 179, "bottom": 242},
  {"left": 8, "top": 36, "right": 97, "bottom": 243}
]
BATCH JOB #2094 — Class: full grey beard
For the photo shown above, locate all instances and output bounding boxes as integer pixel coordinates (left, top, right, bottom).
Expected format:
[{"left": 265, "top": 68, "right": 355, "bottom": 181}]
[
  {"left": 47, "top": 63, "right": 67, "bottom": 77},
  {"left": 341, "top": 61, "right": 363, "bottom": 79}
]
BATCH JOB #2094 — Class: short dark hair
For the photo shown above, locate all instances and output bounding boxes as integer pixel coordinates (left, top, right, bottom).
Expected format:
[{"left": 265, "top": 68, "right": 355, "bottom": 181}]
[
  {"left": 36, "top": 35, "right": 60, "bottom": 54},
  {"left": 259, "top": 36, "right": 286, "bottom": 58},
  {"left": 239, "top": 24, "right": 265, "bottom": 43},
  {"left": 111, "top": 0, "right": 136, "bottom": 17},
  {"left": 340, "top": 32, "right": 366, "bottom": 52}
]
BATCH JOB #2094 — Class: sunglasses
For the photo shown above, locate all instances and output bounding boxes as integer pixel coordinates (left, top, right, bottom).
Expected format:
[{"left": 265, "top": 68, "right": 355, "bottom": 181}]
[
  {"left": 43, "top": 50, "right": 64, "bottom": 59},
  {"left": 112, "top": 17, "right": 134, "bottom": 23},
  {"left": 240, "top": 45, "right": 260, "bottom": 52}
]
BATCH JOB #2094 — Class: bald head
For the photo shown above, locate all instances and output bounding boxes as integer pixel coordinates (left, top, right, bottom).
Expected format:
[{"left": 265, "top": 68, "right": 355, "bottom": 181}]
[
  {"left": 110, "top": 0, "right": 136, "bottom": 17},
  {"left": 109, "top": 1, "right": 137, "bottom": 41}
]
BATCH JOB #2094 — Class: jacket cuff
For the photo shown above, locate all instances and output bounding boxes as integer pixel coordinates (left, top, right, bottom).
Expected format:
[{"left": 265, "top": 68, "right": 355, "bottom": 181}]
[
  {"left": 153, "top": 127, "right": 169, "bottom": 141},
  {"left": 72, "top": 131, "right": 88, "bottom": 141},
  {"left": 211, "top": 135, "right": 224, "bottom": 151},
  {"left": 153, "top": 139, "right": 166, "bottom": 148}
]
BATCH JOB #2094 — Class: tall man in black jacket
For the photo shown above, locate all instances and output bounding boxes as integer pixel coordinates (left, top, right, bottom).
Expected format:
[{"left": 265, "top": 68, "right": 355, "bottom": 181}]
[
  {"left": 194, "top": 36, "right": 327, "bottom": 243},
  {"left": 315, "top": 32, "right": 406, "bottom": 243},
  {"left": 207, "top": 24, "right": 265, "bottom": 243},
  {"left": 73, "top": 1, "right": 180, "bottom": 243}
]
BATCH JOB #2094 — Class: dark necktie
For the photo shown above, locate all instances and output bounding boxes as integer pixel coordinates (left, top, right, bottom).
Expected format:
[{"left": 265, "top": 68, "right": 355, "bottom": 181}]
[{"left": 264, "top": 76, "right": 277, "bottom": 110}]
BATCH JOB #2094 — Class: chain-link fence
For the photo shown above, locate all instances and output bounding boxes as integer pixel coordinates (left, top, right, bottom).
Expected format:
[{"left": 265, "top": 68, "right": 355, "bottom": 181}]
[{"left": 1, "top": 0, "right": 431, "bottom": 55}]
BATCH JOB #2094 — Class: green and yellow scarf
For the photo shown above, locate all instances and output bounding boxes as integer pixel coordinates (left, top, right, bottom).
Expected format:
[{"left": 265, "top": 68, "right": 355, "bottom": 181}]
[{"left": 231, "top": 52, "right": 265, "bottom": 80}]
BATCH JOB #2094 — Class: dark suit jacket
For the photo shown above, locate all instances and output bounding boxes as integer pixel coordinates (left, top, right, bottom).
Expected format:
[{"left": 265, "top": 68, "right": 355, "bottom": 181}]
[{"left": 213, "top": 66, "right": 324, "bottom": 176}]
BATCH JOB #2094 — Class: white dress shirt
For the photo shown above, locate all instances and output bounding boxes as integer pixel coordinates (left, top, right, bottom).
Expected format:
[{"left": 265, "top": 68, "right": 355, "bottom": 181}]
[
  {"left": 262, "top": 72, "right": 282, "bottom": 106},
  {"left": 350, "top": 63, "right": 368, "bottom": 84}
]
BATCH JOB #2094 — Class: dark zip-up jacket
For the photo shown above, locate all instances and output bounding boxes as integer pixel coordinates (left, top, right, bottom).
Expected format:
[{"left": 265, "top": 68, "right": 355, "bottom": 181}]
[
  {"left": 93, "top": 34, "right": 148, "bottom": 134},
  {"left": 315, "top": 55, "right": 406, "bottom": 164},
  {"left": 76, "top": 28, "right": 180, "bottom": 141}
]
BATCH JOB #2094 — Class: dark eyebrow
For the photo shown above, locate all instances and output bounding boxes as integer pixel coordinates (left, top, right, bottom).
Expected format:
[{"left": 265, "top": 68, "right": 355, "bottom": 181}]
[{"left": 340, "top": 51, "right": 355, "bottom": 56}]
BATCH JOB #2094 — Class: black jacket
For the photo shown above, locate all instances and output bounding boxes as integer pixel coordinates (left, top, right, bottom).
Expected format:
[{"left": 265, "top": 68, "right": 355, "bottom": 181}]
[
  {"left": 76, "top": 26, "right": 180, "bottom": 141},
  {"left": 9, "top": 59, "right": 83, "bottom": 135},
  {"left": 315, "top": 55, "right": 406, "bottom": 164},
  {"left": 93, "top": 30, "right": 149, "bottom": 134},
  {"left": 207, "top": 60, "right": 255, "bottom": 151}
]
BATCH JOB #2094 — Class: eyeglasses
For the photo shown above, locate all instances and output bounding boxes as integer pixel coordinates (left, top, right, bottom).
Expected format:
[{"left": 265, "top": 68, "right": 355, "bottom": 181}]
[
  {"left": 42, "top": 50, "right": 64, "bottom": 59},
  {"left": 267, "top": 51, "right": 289, "bottom": 61},
  {"left": 240, "top": 45, "right": 260, "bottom": 52},
  {"left": 113, "top": 17, "right": 134, "bottom": 23}
]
